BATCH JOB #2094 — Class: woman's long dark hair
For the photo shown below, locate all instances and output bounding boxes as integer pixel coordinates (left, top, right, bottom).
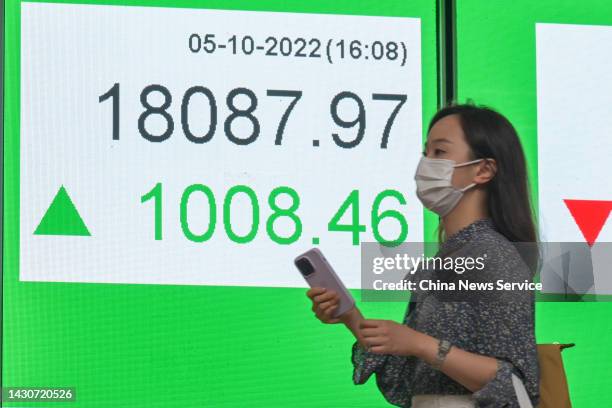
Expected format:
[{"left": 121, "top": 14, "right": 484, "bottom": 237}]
[{"left": 428, "top": 102, "right": 539, "bottom": 272}]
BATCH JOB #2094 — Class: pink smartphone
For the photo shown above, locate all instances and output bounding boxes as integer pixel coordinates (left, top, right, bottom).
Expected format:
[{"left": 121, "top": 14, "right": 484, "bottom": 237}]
[{"left": 295, "top": 248, "right": 355, "bottom": 318}]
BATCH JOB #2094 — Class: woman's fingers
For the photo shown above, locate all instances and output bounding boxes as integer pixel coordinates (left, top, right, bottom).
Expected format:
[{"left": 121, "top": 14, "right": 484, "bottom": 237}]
[
  {"left": 310, "top": 292, "right": 338, "bottom": 312},
  {"left": 313, "top": 290, "right": 338, "bottom": 304},
  {"left": 367, "top": 345, "right": 386, "bottom": 353},
  {"left": 316, "top": 304, "right": 340, "bottom": 323},
  {"left": 359, "top": 319, "right": 384, "bottom": 329},
  {"left": 316, "top": 299, "right": 339, "bottom": 319},
  {"left": 323, "top": 304, "right": 338, "bottom": 317},
  {"left": 360, "top": 327, "right": 382, "bottom": 338},
  {"left": 306, "top": 287, "right": 326, "bottom": 299},
  {"left": 306, "top": 287, "right": 339, "bottom": 304},
  {"left": 362, "top": 336, "right": 385, "bottom": 347},
  {"left": 306, "top": 287, "right": 342, "bottom": 324},
  {"left": 316, "top": 302, "right": 338, "bottom": 318},
  {"left": 319, "top": 298, "right": 339, "bottom": 310}
]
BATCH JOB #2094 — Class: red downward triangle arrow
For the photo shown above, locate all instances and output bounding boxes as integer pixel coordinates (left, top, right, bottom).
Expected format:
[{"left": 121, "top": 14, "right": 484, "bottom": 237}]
[{"left": 563, "top": 199, "right": 612, "bottom": 247}]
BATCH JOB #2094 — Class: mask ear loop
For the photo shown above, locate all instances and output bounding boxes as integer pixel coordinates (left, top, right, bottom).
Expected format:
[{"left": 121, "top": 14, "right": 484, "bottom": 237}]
[
  {"left": 455, "top": 158, "right": 488, "bottom": 192},
  {"left": 460, "top": 182, "right": 477, "bottom": 192},
  {"left": 453, "top": 158, "right": 485, "bottom": 168}
]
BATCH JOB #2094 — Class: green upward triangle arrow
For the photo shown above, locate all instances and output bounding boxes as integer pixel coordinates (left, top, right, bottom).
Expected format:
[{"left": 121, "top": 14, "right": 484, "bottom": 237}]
[{"left": 34, "top": 185, "right": 91, "bottom": 236}]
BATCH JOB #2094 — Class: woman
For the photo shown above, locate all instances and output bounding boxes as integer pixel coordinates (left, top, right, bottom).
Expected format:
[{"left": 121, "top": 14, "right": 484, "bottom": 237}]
[{"left": 306, "top": 103, "right": 540, "bottom": 407}]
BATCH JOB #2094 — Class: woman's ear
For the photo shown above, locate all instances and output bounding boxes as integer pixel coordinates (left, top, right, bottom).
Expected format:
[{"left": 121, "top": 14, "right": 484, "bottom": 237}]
[{"left": 474, "top": 158, "right": 497, "bottom": 184}]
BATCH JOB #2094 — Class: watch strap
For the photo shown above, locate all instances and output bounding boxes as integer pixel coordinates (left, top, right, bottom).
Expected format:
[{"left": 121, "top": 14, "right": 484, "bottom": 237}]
[{"left": 432, "top": 339, "right": 452, "bottom": 370}]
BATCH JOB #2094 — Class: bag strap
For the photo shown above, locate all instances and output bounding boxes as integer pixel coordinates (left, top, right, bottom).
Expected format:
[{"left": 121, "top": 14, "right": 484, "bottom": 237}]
[{"left": 512, "top": 372, "right": 534, "bottom": 408}]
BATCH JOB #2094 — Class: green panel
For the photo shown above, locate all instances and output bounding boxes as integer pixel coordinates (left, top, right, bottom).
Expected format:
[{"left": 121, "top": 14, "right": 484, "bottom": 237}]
[
  {"left": 456, "top": 1, "right": 612, "bottom": 407},
  {"left": 3, "top": 1, "right": 438, "bottom": 406}
]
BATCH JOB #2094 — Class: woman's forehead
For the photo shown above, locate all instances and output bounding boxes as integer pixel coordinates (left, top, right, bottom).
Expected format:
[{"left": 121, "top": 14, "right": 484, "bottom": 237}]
[
  {"left": 426, "top": 115, "right": 466, "bottom": 147},
  {"left": 427, "top": 114, "right": 463, "bottom": 142},
  {"left": 429, "top": 114, "right": 461, "bottom": 135}
]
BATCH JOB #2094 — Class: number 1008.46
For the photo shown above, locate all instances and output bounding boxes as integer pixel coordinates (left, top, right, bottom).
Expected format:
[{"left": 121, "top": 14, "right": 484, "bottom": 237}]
[{"left": 141, "top": 183, "right": 409, "bottom": 246}]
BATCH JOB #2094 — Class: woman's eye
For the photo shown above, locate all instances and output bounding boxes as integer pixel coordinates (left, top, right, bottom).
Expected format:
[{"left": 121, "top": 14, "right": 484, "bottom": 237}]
[{"left": 434, "top": 149, "right": 446, "bottom": 156}]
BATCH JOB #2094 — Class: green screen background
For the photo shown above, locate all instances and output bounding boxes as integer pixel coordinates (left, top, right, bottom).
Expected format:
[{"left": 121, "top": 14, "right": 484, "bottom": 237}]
[
  {"left": 456, "top": 1, "right": 612, "bottom": 406},
  {"left": 6, "top": 0, "right": 612, "bottom": 406},
  {"left": 3, "top": 1, "right": 439, "bottom": 406}
]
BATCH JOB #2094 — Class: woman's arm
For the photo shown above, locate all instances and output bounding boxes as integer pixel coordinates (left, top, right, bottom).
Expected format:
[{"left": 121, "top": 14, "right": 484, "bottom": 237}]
[
  {"left": 312, "top": 290, "right": 508, "bottom": 399},
  {"left": 341, "top": 305, "right": 498, "bottom": 391},
  {"left": 340, "top": 307, "right": 366, "bottom": 346},
  {"left": 414, "top": 330, "right": 499, "bottom": 392},
  {"left": 359, "top": 319, "right": 499, "bottom": 393}
]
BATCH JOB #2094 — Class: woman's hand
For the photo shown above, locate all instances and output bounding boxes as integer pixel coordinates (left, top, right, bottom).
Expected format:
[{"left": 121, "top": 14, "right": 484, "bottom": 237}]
[
  {"left": 305, "top": 287, "right": 366, "bottom": 346},
  {"left": 306, "top": 287, "right": 345, "bottom": 324},
  {"left": 359, "top": 319, "right": 425, "bottom": 356}
]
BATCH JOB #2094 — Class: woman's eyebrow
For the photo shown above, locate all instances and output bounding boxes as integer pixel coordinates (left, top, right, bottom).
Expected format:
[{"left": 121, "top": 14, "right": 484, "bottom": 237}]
[{"left": 425, "top": 138, "right": 453, "bottom": 148}]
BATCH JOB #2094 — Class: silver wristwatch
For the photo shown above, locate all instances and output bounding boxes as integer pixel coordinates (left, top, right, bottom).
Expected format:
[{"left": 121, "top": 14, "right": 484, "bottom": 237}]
[{"left": 432, "top": 339, "right": 452, "bottom": 370}]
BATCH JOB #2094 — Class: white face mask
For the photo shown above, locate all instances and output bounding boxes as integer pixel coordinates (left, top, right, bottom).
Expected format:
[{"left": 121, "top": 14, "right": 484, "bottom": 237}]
[{"left": 414, "top": 156, "right": 485, "bottom": 217}]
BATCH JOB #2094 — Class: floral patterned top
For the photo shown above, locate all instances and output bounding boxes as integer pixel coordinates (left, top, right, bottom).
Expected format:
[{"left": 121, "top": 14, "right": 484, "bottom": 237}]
[{"left": 351, "top": 218, "right": 539, "bottom": 407}]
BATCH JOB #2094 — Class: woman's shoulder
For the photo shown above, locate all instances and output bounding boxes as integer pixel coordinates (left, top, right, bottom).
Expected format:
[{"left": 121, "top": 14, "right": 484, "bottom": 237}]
[
  {"left": 460, "top": 225, "right": 535, "bottom": 286},
  {"left": 474, "top": 226, "right": 519, "bottom": 254}
]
